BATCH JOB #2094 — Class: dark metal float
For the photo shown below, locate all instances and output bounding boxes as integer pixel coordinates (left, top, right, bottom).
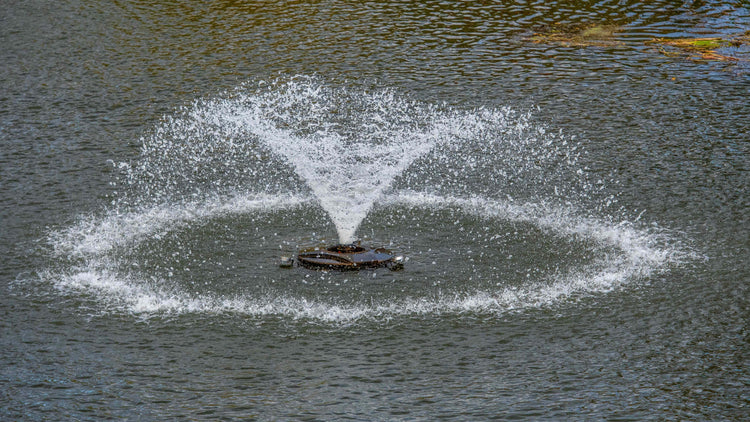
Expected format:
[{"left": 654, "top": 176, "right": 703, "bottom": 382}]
[{"left": 281, "top": 243, "right": 403, "bottom": 271}]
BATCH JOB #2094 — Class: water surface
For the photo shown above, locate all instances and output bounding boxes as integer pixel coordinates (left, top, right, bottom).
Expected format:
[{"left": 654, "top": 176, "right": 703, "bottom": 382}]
[{"left": 1, "top": 0, "right": 748, "bottom": 420}]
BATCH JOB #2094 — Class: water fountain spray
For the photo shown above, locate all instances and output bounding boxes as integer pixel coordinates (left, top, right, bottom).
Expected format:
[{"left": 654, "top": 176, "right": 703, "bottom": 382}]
[{"left": 42, "top": 77, "right": 689, "bottom": 321}]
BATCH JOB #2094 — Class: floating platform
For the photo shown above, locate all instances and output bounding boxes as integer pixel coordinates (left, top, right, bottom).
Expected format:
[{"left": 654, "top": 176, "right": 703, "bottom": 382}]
[{"left": 286, "top": 244, "right": 403, "bottom": 271}]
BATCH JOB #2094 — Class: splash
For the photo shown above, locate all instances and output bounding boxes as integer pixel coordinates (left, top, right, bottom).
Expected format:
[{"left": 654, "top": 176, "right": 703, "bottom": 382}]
[
  {"left": 122, "top": 77, "right": 552, "bottom": 243},
  {"left": 43, "top": 192, "right": 689, "bottom": 323},
  {"left": 39, "top": 77, "right": 696, "bottom": 323},
  {"left": 227, "top": 82, "right": 459, "bottom": 243}
]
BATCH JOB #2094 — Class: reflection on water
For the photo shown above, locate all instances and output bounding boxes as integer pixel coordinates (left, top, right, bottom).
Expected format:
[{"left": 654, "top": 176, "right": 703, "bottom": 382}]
[{"left": 82, "top": 0, "right": 750, "bottom": 98}]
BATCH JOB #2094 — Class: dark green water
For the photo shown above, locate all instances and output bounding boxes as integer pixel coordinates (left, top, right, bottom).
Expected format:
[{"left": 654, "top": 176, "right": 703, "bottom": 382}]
[{"left": 1, "top": 1, "right": 748, "bottom": 420}]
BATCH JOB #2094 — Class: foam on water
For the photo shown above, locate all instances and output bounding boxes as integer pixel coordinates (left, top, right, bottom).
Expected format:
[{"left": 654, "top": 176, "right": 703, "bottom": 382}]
[{"left": 39, "top": 77, "right": 694, "bottom": 323}]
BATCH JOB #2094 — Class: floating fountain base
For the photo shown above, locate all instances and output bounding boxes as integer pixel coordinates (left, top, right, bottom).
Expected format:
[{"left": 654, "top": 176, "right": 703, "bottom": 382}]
[{"left": 289, "top": 244, "right": 403, "bottom": 271}]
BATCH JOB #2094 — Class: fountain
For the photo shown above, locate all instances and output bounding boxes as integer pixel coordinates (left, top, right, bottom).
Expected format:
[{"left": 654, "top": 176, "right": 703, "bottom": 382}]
[
  {"left": 43, "top": 76, "right": 688, "bottom": 322},
  {"left": 294, "top": 243, "right": 403, "bottom": 271}
]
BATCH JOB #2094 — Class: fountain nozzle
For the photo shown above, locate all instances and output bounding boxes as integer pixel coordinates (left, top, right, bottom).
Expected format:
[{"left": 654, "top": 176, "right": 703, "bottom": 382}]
[{"left": 284, "top": 243, "right": 403, "bottom": 271}]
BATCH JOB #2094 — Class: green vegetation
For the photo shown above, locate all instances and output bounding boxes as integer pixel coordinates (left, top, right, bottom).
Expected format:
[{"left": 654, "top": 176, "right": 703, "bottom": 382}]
[
  {"left": 529, "top": 24, "right": 750, "bottom": 63},
  {"left": 646, "top": 35, "right": 748, "bottom": 62},
  {"left": 528, "top": 24, "right": 622, "bottom": 47}
]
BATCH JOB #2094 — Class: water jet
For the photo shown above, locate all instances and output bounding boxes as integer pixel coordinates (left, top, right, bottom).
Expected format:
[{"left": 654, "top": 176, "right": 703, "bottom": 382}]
[{"left": 43, "top": 78, "right": 687, "bottom": 321}]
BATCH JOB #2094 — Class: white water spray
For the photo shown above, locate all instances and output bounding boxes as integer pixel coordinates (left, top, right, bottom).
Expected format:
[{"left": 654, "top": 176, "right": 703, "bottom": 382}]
[
  {"left": 125, "top": 78, "right": 527, "bottom": 243},
  {"left": 201, "top": 80, "right": 499, "bottom": 243},
  {"left": 40, "top": 77, "right": 695, "bottom": 323}
]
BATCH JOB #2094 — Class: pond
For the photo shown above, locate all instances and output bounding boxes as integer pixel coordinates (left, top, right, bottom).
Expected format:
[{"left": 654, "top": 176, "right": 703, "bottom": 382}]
[{"left": 1, "top": 0, "right": 747, "bottom": 420}]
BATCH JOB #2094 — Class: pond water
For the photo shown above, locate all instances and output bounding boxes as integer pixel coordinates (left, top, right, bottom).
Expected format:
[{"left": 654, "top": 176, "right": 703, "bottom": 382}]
[{"left": 1, "top": 0, "right": 748, "bottom": 420}]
